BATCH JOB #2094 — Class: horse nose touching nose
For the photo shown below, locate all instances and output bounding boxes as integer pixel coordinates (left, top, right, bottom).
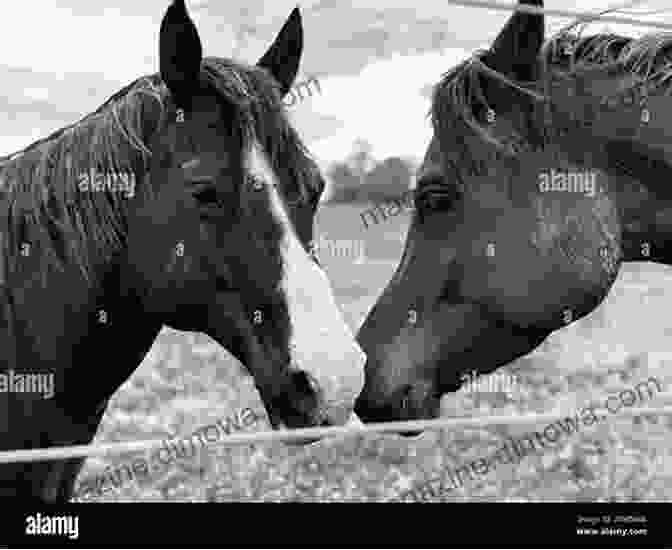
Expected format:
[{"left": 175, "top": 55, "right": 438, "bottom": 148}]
[
  {"left": 354, "top": 380, "right": 431, "bottom": 438},
  {"left": 319, "top": 340, "right": 367, "bottom": 427},
  {"left": 289, "top": 322, "right": 367, "bottom": 427}
]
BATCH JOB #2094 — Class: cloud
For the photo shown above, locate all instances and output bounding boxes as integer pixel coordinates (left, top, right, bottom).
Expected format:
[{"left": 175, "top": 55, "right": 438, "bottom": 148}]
[
  {"left": 1, "top": 0, "right": 669, "bottom": 160},
  {"left": 0, "top": 2, "right": 157, "bottom": 84},
  {"left": 307, "top": 47, "right": 478, "bottom": 162}
]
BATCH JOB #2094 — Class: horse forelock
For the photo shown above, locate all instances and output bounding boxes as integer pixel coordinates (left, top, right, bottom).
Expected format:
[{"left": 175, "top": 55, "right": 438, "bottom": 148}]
[
  {"left": 430, "top": 54, "right": 531, "bottom": 178},
  {"left": 201, "top": 58, "right": 323, "bottom": 207}
]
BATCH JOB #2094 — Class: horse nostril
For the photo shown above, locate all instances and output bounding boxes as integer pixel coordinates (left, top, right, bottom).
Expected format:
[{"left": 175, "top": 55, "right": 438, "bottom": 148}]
[
  {"left": 400, "top": 385, "right": 414, "bottom": 411},
  {"left": 291, "top": 370, "right": 320, "bottom": 399}
]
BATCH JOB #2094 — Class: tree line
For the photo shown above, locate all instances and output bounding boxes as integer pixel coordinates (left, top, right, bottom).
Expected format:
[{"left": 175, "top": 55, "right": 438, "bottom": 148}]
[{"left": 326, "top": 139, "right": 417, "bottom": 203}]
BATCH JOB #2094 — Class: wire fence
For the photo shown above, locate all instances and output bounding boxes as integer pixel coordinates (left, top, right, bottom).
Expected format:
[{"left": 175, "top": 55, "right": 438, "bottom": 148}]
[
  {"left": 3, "top": 0, "right": 672, "bottom": 468},
  {"left": 441, "top": 0, "right": 672, "bottom": 30},
  {"left": 2, "top": 399, "right": 672, "bottom": 464}
]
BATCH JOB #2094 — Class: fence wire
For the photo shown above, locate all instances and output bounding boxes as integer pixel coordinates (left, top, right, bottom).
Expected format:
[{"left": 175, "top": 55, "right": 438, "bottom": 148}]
[{"left": 2, "top": 400, "right": 672, "bottom": 464}]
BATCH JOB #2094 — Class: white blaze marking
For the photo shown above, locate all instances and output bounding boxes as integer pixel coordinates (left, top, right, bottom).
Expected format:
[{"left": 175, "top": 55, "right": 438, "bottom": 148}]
[{"left": 245, "top": 144, "right": 366, "bottom": 424}]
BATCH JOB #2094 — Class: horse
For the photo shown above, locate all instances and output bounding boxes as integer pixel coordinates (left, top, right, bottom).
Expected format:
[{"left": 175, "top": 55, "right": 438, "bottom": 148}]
[
  {"left": 354, "top": 0, "right": 672, "bottom": 424},
  {"left": 0, "top": 0, "right": 365, "bottom": 502}
]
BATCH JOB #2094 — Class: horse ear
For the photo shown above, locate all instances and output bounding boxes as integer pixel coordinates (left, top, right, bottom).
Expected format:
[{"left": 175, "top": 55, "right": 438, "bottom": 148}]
[
  {"left": 482, "top": 0, "right": 544, "bottom": 81},
  {"left": 160, "top": 0, "right": 203, "bottom": 109},
  {"left": 257, "top": 7, "right": 303, "bottom": 97}
]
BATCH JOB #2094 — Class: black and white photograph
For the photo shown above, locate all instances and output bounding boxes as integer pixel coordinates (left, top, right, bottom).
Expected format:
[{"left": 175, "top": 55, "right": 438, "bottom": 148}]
[{"left": 1, "top": 0, "right": 672, "bottom": 547}]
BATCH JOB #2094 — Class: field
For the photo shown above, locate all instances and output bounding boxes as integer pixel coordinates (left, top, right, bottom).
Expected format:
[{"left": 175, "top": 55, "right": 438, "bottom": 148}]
[{"left": 73, "top": 202, "right": 672, "bottom": 502}]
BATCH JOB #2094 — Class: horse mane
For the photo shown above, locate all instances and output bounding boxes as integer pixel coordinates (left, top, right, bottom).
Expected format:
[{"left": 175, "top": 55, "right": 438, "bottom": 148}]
[
  {"left": 0, "top": 57, "right": 321, "bottom": 286},
  {"left": 541, "top": 31, "right": 672, "bottom": 88},
  {"left": 430, "top": 27, "right": 672, "bottom": 173}
]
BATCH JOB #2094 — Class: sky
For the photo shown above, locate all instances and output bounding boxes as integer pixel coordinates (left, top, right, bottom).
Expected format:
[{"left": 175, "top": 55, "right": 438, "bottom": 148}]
[{"left": 0, "top": 0, "right": 669, "bottom": 164}]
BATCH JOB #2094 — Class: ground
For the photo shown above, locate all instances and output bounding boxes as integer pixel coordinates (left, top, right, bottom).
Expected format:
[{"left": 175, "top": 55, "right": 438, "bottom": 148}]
[{"left": 72, "top": 203, "right": 672, "bottom": 502}]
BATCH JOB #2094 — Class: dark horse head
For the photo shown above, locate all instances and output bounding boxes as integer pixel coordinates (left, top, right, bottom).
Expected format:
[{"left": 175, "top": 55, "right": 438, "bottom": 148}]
[
  {"left": 0, "top": 0, "right": 365, "bottom": 501},
  {"left": 355, "top": 0, "right": 672, "bottom": 424}
]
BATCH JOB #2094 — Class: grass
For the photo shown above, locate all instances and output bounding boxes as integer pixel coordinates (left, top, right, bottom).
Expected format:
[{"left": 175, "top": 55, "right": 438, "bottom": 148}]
[{"left": 73, "top": 203, "right": 672, "bottom": 502}]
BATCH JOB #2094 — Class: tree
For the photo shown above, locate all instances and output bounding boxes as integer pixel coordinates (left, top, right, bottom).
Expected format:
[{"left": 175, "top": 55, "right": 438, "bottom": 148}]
[
  {"left": 348, "top": 139, "right": 375, "bottom": 176},
  {"left": 364, "top": 156, "right": 414, "bottom": 202},
  {"left": 326, "top": 162, "right": 361, "bottom": 203},
  {"left": 347, "top": 139, "right": 375, "bottom": 202}
]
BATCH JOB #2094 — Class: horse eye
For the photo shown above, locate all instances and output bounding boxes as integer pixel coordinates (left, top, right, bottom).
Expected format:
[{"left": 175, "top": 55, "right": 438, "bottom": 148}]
[
  {"left": 415, "top": 184, "right": 460, "bottom": 212},
  {"left": 247, "top": 174, "right": 268, "bottom": 191},
  {"left": 415, "top": 170, "right": 460, "bottom": 212},
  {"left": 190, "top": 178, "right": 222, "bottom": 205},
  {"left": 308, "top": 241, "right": 322, "bottom": 266},
  {"left": 192, "top": 184, "right": 220, "bottom": 205}
]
